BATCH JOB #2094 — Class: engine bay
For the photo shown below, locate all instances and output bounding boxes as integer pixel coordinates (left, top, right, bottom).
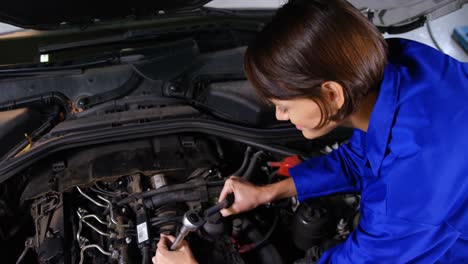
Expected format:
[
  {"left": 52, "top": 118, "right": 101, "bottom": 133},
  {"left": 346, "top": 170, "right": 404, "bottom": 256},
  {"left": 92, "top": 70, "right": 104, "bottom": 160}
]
[
  {"left": 1, "top": 134, "right": 359, "bottom": 264},
  {"left": 0, "top": 26, "right": 357, "bottom": 263}
]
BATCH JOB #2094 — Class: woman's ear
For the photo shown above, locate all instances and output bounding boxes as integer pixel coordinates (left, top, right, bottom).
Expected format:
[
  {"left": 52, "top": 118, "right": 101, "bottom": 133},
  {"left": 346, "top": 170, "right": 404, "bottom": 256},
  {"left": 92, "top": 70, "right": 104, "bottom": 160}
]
[{"left": 321, "top": 81, "right": 345, "bottom": 112}]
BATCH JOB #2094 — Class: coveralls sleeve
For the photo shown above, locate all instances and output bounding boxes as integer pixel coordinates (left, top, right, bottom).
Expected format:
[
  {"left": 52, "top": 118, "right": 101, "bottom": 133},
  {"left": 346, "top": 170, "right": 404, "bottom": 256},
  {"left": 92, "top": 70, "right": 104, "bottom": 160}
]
[
  {"left": 289, "top": 130, "right": 366, "bottom": 201},
  {"left": 318, "top": 150, "right": 462, "bottom": 263},
  {"left": 317, "top": 208, "right": 460, "bottom": 264}
]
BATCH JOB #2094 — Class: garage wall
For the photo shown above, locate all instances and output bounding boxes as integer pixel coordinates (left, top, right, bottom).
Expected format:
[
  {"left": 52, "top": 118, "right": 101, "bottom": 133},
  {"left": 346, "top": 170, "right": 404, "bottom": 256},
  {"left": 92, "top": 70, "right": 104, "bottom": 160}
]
[
  {"left": 206, "top": 0, "right": 467, "bottom": 61},
  {"left": 383, "top": 4, "right": 467, "bottom": 62}
]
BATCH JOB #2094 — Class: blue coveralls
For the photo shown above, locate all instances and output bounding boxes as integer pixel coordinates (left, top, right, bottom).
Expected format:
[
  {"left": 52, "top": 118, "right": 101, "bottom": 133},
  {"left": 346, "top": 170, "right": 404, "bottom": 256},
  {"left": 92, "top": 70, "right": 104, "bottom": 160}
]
[{"left": 289, "top": 38, "right": 468, "bottom": 263}]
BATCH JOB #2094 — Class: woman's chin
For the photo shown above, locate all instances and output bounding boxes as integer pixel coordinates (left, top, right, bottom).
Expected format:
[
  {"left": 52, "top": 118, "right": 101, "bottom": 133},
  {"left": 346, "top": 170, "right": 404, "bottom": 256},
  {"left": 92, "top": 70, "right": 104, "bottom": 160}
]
[
  {"left": 301, "top": 128, "right": 332, "bottom": 140},
  {"left": 301, "top": 130, "right": 318, "bottom": 140}
]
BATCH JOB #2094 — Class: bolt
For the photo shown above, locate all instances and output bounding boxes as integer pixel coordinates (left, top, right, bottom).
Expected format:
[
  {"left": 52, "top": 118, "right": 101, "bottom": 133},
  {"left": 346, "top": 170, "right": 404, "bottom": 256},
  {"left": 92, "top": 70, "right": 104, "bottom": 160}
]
[
  {"left": 111, "top": 250, "right": 120, "bottom": 259},
  {"left": 187, "top": 213, "right": 199, "bottom": 223},
  {"left": 77, "top": 97, "right": 89, "bottom": 107},
  {"left": 337, "top": 219, "right": 347, "bottom": 230}
]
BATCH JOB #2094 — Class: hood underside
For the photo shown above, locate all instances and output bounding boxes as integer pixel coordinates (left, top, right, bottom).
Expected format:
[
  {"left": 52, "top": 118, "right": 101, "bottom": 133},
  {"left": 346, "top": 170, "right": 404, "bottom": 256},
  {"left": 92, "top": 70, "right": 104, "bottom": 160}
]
[
  {"left": 0, "top": 0, "right": 211, "bottom": 29},
  {"left": 0, "top": 0, "right": 466, "bottom": 30}
]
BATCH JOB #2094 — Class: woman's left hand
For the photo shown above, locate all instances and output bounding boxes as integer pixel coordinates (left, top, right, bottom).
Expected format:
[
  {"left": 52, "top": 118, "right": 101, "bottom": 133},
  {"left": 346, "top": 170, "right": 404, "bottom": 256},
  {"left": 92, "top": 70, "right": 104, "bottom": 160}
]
[{"left": 153, "top": 234, "right": 198, "bottom": 264}]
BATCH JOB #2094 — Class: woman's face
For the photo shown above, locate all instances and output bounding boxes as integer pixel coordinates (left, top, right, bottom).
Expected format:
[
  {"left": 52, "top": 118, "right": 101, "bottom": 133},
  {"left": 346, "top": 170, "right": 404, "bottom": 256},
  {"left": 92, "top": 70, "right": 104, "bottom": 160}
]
[{"left": 271, "top": 98, "right": 340, "bottom": 139}]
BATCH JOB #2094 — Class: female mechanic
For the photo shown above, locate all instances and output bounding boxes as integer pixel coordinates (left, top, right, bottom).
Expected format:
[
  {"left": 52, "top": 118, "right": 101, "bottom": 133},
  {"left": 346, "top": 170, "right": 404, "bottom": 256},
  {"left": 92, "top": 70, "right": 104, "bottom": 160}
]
[{"left": 154, "top": 0, "right": 468, "bottom": 263}]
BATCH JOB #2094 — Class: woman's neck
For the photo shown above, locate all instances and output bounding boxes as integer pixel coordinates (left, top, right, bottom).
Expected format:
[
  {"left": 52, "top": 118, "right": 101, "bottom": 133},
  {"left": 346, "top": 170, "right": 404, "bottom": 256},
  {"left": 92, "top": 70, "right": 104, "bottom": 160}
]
[{"left": 342, "top": 91, "right": 378, "bottom": 132}]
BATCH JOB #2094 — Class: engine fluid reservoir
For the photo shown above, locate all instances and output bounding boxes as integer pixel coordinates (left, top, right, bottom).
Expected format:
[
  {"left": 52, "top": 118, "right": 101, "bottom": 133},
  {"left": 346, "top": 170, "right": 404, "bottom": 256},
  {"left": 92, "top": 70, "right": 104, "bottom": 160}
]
[{"left": 291, "top": 199, "right": 332, "bottom": 251}]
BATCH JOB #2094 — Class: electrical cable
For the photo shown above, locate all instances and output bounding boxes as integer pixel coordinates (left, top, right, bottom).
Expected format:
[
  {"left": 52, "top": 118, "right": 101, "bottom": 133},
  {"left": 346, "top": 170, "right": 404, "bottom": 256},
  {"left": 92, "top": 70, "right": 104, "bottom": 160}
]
[{"left": 426, "top": 18, "right": 444, "bottom": 53}]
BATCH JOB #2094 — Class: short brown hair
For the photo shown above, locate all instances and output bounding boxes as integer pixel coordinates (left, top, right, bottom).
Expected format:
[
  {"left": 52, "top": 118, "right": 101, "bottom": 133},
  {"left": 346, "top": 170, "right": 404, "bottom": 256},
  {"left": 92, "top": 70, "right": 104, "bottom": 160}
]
[{"left": 244, "top": 0, "right": 388, "bottom": 127}]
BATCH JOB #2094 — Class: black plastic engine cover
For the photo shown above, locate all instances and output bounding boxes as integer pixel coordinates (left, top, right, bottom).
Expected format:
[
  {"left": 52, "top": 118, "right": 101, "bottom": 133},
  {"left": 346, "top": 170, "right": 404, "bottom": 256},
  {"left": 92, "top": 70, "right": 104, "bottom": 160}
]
[{"left": 201, "top": 80, "right": 277, "bottom": 127}]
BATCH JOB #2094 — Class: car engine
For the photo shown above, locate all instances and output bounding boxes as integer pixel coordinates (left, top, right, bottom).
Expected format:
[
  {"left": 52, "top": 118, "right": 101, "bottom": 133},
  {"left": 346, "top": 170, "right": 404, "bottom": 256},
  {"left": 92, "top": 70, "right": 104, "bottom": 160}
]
[
  {"left": 1, "top": 133, "right": 359, "bottom": 264},
  {"left": 0, "top": 23, "right": 358, "bottom": 264}
]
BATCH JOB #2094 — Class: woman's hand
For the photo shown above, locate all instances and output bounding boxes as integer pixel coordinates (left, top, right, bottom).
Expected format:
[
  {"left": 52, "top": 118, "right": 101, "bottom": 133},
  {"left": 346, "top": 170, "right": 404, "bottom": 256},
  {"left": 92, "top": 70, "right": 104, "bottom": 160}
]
[
  {"left": 153, "top": 234, "right": 198, "bottom": 264},
  {"left": 218, "top": 176, "right": 271, "bottom": 217}
]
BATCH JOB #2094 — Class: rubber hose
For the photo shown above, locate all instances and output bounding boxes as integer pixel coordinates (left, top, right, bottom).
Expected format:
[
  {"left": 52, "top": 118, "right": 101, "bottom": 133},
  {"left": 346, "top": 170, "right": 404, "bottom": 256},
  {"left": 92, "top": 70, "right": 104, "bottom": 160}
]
[
  {"left": 233, "top": 146, "right": 252, "bottom": 176},
  {"left": 242, "top": 151, "right": 264, "bottom": 181},
  {"left": 1, "top": 105, "right": 61, "bottom": 160},
  {"left": 244, "top": 220, "right": 283, "bottom": 264},
  {"left": 144, "top": 188, "right": 204, "bottom": 209},
  {"left": 0, "top": 92, "right": 71, "bottom": 118},
  {"left": 250, "top": 210, "right": 279, "bottom": 251}
]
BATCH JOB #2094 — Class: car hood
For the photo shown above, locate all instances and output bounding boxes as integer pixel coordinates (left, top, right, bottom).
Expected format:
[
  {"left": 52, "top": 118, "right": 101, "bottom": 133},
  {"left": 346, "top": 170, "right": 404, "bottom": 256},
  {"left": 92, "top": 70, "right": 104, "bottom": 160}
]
[
  {"left": 0, "top": 0, "right": 212, "bottom": 29},
  {"left": 0, "top": 0, "right": 466, "bottom": 30},
  {"left": 349, "top": 0, "right": 466, "bottom": 27}
]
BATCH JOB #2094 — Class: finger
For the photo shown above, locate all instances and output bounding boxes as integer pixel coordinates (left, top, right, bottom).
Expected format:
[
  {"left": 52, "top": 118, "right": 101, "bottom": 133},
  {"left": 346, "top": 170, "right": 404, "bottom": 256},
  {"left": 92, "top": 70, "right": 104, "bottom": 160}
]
[
  {"left": 218, "top": 179, "right": 233, "bottom": 202},
  {"left": 220, "top": 209, "right": 230, "bottom": 217},
  {"left": 157, "top": 235, "right": 168, "bottom": 250},
  {"left": 220, "top": 207, "right": 235, "bottom": 217},
  {"left": 164, "top": 235, "right": 176, "bottom": 243},
  {"left": 179, "top": 240, "right": 192, "bottom": 253},
  {"left": 152, "top": 256, "right": 157, "bottom": 264}
]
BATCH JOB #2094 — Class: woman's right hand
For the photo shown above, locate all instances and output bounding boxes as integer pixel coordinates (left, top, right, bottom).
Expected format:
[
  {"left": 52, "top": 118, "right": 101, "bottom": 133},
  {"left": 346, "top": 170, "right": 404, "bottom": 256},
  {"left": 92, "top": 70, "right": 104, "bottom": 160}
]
[{"left": 218, "top": 176, "right": 271, "bottom": 217}]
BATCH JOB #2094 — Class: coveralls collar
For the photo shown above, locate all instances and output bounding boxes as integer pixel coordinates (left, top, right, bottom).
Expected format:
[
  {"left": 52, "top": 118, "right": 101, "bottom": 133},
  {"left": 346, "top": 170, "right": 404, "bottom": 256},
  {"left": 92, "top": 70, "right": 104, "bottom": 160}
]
[{"left": 365, "top": 62, "right": 400, "bottom": 176}]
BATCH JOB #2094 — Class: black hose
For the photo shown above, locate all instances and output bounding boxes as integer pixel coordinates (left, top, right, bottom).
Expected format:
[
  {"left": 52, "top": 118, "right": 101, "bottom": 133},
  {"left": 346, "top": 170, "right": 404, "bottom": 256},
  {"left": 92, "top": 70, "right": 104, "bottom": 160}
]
[
  {"left": 242, "top": 216, "right": 283, "bottom": 264},
  {"left": 117, "top": 180, "right": 206, "bottom": 206},
  {"left": 206, "top": 180, "right": 225, "bottom": 187},
  {"left": 150, "top": 216, "right": 183, "bottom": 225},
  {"left": 143, "top": 188, "right": 206, "bottom": 209},
  {"left": 0, "top": 92, "right": 71, "bottom": 118},
  {"left": 240, "top": 210, "right": 279, "bottom": 252},
  {"left": 119, "top": 179, "right": 226, "bottom": 207},
  {"left": 250, "top": 210, "right": 279, "bottom": 251},
  {"left": 1, "top": 105, "right": 61, "bottom": 160},
  {"left": 232, "top": 146, "right": 252, "bottom": 176},
  {"left": 242, "top": 151, "right": 265, "bottom": 181},
  {"left": 377, "top": 16, "right": 427, "bottom": 34}
]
